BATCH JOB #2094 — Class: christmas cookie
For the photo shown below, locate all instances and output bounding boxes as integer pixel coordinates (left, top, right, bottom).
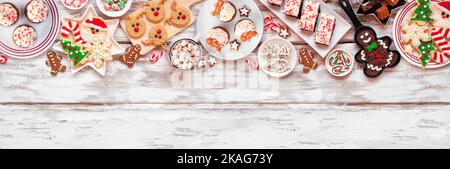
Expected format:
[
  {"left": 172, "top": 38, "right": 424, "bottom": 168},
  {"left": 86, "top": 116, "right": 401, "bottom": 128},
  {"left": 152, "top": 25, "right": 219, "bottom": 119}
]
[
  {"left": 82, "top": 40, "right": 113, "bottom": 69},
  {"left": 62, "top": 0, "right": 89, "bottom": 10},
  {"left": 229, "top": 39, "right": 241, "bottom": 51},
  {"left": 144, "top": 0, "right": 166, "bottom": 24},
  {"left": 123, "top": 12, "right": 147, "bottom": 39},
  {"left": 268, "top": 0, "right": 283, "bottom": 6},
  {"left": 400, "top": 22, "right": 431, "bottom": 55},
  {"left": 387, "top": 0, "right": 400, "bottom": 6},
  {"left": 283, "top": 0, "right": 302, "bottom": 17},
  {"left": 411, "top": 0, "right": 434, "bottom": 24},
  {"left": 80, "top": 17, "right": 109, "bottom": 43},
  {"left": 375, "top": 5, "right": 390, "bottom": 21},
  {"left": 325, "top": 49, "right": 354, "bottom": 77},
  {"left": 166, "top": 1, "right": 191, "bottom": 28},
  {"left": 46, "top": 51, "right": 67, "bottom": 76},
  {"left": 212, "top": 0, "right": 236, "bottom": 22},
  {"left": 0, "top": 3, "right": 19, "bottom": 27},
  {"left": 299, "top": 48, "right": 318, "bottom": 73},
  {"left": 299, "top": 0, "right": 320, "bottom": 32},
  {"left": 355, "top": 28, "right": 401, "bottom": 78},
  {"left": 315, "top": 14, "right": 335, "bottom": 45},
  {"left": 61, "top": 40, "right": 90, "bottom": 66},
  {"left": 437, "top": 1, "right": 450, "bottom": 19},
  {"left": 61, "top": 19, "right": 84, "bottom": 44},
  {"left": 142, "top": 24, "right": 168, "bottom": 48},
  {"left": 169, "top": 39, "right": 201, "bottom": 70},
  {"left": 235, "top": 19, "right": 258, "bottom": 43},
  {"left": 239, "top": 6, "right": 250, "bottom": 17},
  {"left": 119, "top": 44, "right": 142, "bottom": 68},
  {"left": 206, "top": 27, "right": 229, "bottom": 52},
  {"left": 429, "top": 27, "right": 450, "bottom": 64},
  {"left": 13, "top": 25, "right": 37, "bottom": 48},
  {"left": 25, "top": 0, "right": 49, "bottom": 23},
  {"left": 102, "top": 0, "right": 128, "bottom": 11}
]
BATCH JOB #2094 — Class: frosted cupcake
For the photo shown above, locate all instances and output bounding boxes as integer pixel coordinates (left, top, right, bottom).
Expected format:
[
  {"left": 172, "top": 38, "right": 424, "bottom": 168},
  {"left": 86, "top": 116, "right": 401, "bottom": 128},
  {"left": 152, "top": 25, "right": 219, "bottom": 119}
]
[
  {"left": 13, "top": 25, "right": 38, "bottom": 48},
  {"left": 234, "top": 19, "right": 258, "bottom": 43},
  {"left": 211, "top": 0, "right": 236, "bottom": 22},
  {"left": 0, "top": 3, "right": 19, "bottom": 27},
  {"left": 25, "top": 0, "right": 49, "bottom": 23},
  {"left": 206, "top": 27, "right": 230, "bottom": 52}
]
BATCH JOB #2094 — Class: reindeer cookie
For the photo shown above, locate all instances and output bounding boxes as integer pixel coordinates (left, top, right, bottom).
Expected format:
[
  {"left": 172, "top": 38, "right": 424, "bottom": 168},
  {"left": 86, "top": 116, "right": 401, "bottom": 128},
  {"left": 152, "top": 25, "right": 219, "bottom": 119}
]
[
  {"left": 166, "top": 0, "right": 191, "bottom": 28},
  {"left": 299, "top": 48, "right": 318, "bottom": 73},
  {"left": 142, "top": 24, "right": 168, "bottom": 49},
  {"left": 355, "top": 28, "right": 401, "bottom": 78},
  {"left": 46, "top": 51, "right": 67, "bottom": 76},
  {"left": 119, "top": 44, "right": 142, "bottom": 68},
  {"left": 144, "top": 0, "right": 166, "bottom": 23},
  {"left": 124, "top": 12, "right": 147, "bottom": 39}
]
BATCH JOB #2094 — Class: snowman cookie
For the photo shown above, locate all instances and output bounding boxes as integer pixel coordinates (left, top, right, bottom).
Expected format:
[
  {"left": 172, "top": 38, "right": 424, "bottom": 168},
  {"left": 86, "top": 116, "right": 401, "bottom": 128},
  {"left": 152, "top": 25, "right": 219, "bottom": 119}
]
[
  {"left": 144, "top": 0, "right": 166, "bottom": 23},
  {"left": 355, "top": 28, "right": 401, "bottom": 78}
]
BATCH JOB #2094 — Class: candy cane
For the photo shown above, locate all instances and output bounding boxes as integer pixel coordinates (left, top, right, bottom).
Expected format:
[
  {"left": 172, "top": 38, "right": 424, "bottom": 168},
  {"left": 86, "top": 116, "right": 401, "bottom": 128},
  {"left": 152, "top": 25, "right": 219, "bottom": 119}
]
[
  {"left": 61, "top": 19, "right": 84, "bottom": 44},
  {"left": 150, "top": 51, "right": 164, "bottom": 64},
  {"left": 264, "top": 16, "right": 283, "bottom": 33},
  {"left": 430, "top": 27, "right": 450, "bottom": 63},
  {"left": 431, "top": 51, "right": 450, "bottom": 64},
  {"left": 0, "top": 54, "right": 7, "bottom": 64},
  {"left": 245, "top": 58, "right": 259, "bottom": 71}
]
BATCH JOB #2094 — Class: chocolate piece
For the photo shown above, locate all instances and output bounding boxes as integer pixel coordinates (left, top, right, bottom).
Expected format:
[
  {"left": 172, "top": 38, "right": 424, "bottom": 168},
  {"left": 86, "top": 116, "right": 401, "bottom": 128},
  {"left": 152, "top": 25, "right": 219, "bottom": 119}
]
[
  {"left": 283, "top": 0, "right": 302, "bottom": 17},
  {"left": 375, "top": 5, "right": 390, "bottom": 20},
  {"left": 386, "top": 0, "right": 400, "bottom": 6}
]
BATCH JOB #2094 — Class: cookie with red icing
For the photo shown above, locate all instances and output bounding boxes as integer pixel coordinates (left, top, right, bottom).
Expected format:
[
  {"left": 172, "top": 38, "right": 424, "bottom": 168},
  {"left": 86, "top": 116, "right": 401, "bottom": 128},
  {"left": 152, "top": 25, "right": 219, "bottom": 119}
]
[
  {"left": 142, "top": 24, "right": 168, "bottom": 48},
  {"left": 25, "top": 0, "right": 49, "bottom": 23},
  {"left": 0, "top": 3, "right": 19, "bottom": 27},
  {"left": 124, "top": 12, "right": 147, "bottom": 39}
]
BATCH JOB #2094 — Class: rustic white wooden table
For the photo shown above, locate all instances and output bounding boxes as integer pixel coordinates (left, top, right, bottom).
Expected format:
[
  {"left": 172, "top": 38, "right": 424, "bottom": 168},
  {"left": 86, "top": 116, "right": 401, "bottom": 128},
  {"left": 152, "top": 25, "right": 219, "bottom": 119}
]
[{"left": 0, "top": 0, "right": 449, "bottom": 149}]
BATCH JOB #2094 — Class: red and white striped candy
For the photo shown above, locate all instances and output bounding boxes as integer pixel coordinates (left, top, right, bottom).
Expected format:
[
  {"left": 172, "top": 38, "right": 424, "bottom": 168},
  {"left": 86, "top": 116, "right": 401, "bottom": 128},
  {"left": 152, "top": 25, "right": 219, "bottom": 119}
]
[
  {"left": 61, "top": 19, "right": 84, "bottom": 44},
  {"left": 430, "top": 27, "right": 450, "bottom": 64},
  {"left": 246, "top": 58, "right": 259, "bottom": 71},
  {"left": 0, "top": 54, "right": 8, "bottom": 64},
  {"left": 150, "top": 51, "right": 164, "bottom": 64}
]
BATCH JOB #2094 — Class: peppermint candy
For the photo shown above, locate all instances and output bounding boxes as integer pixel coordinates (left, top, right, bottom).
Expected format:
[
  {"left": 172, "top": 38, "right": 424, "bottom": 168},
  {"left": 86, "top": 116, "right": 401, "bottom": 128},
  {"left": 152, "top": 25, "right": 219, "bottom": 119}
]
[{"left": 0, "top": 54, "right": 8, "bottom": 64}]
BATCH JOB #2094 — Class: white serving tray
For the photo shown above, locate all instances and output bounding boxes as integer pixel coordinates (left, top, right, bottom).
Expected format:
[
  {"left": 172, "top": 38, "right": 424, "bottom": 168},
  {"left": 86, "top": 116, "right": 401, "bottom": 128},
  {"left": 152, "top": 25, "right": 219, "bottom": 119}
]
[{"left": 258, "top": 0, "right": 352, "bottom": 58}]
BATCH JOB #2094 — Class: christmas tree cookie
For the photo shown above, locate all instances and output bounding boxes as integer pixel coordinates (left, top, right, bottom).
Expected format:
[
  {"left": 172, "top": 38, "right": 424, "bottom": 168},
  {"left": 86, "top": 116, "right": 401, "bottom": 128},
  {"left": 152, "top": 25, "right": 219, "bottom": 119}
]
[
  {"left": 411, "top": 0, "right": 434, "bottom": 23},
  {"left": 61, "top": 40, "right": 90, "bottom": 66}
]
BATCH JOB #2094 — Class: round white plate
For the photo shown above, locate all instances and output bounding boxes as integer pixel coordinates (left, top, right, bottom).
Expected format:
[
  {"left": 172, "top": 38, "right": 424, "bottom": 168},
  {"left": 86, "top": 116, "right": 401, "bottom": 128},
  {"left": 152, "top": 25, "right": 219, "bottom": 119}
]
[
  {"left": 325, "top": 49, "right": 354, "bottom": 77},
  {"left": 197, "top": 0, "right": 264, "bottom": 60},
  {"left": 0, "top": 0, "right": 60, "bottom": 59},
  {"left": 96, "top": 0, "right": 133, "bottom": 17},
  {"left": 393, "top": 0, "right": 450, "bottom": 68},
  {"left": 257, "top": 37, "right": 297, "bottom": 77}
]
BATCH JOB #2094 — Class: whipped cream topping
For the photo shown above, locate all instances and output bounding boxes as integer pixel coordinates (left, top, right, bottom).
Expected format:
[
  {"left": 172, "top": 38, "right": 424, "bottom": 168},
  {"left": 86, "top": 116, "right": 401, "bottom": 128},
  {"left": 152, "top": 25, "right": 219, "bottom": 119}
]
[
  {"left": 26, "top": 0, "right": 49, "bottom": 23},
  {"left": 0, "top": 3, "right": 19, "bottom": 26},
  {"left": 218, "top": 2, "right": 235, "bottom": 22},
  {"left": 13, "top": 25, "right": 37, "bottom": 48}
]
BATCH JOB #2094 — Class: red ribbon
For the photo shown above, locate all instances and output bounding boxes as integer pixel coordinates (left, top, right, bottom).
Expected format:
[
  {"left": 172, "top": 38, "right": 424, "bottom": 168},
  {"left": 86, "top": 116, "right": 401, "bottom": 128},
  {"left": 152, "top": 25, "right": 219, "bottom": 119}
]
[{"left": 0, "top": 54, "right": 7, "bottom": 64}]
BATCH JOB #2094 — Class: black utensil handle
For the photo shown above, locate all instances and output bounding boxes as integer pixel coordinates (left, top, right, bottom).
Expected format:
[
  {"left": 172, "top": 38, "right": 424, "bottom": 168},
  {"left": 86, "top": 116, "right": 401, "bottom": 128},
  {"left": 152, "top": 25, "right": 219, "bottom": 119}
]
[{"left": 338, "top": 0, "right": 363, "bottom": 29}]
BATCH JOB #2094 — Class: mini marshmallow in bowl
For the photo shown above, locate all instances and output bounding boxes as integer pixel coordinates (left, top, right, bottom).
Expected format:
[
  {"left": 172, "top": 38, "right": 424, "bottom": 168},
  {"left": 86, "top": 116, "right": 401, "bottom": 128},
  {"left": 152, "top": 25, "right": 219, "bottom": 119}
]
[{"left": 169, "top": 39, "right": 201, "bottom": 70}]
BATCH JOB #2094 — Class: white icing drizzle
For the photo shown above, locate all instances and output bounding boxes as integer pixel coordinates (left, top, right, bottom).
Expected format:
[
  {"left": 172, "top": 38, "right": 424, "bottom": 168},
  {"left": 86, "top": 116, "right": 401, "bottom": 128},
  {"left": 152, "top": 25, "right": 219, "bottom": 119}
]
[
  {"left": 367, "top": 64, "right": 382, "bottom": 71},
  {"left": 360, "top": 50, "right": 366, "bottom": 61},
  {"left": 385, "top": 52, "right": 393, "bottom": 67},
  {"left": 378, "top": 39, "right": 388, "bottom": 49}
]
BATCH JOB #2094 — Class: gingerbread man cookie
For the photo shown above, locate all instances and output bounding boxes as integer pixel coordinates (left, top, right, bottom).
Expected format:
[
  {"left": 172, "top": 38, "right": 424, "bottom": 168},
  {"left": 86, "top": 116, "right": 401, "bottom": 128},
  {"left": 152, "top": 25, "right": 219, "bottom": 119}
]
[
  {"left": 46, "top": 51, "right": 67, "bottom": 76},
  {"left": 355, "top": 28, "right": 401, "bottom": 78},
  {"left": 144, "top": 0, "right": 166, "bottom": 24},
  {"left": 124, "top": 12, "right": 147, "bottom": 39},
  {"left": 165, "top": 1, "right": 191, "bottom": 28},
  {"left": 119, "top": 44, "right": 142, "bottom": 68},
  {"left": 299, "top": 48, "right": 318, "bottom": 73},
  {"left": 142, "top": 24, "right": 168, "bottom": 49}
]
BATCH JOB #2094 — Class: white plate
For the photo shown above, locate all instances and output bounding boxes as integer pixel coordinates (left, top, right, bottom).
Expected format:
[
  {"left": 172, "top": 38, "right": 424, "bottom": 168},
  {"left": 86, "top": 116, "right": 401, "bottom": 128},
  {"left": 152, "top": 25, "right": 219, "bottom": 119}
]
[
  {"left": 0, "top": 0, "right": 60, "bottom": 59},
  {"left": 258, "top": 0, "right": 352, "bottom": 58},
  {"left": 393, "top": 0, "right": 450, "bottom": 68},
  {"left": 96, "top": 0, "right": 133, "bottom": 17},
  {"left": 258, "top": 37, "right": 298, "bottom": 77},
  {"left": 197, "top": 0, "right": 264, "bottom": 60}
]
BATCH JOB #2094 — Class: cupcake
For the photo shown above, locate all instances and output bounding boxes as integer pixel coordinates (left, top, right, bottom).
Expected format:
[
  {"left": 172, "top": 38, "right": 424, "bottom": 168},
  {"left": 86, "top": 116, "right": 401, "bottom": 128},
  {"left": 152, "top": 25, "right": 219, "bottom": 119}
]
[
  {"left": 13, "top": 25, "right": 38, "bottom": 48},
  {"left": 0, "top": 3, "right": 19, "bottom": 27},
  {"left": 25, "top": 0, "right": 49, "bottom": 23},
  {"left": 206, "top": 27, "right": 229, "bottom": 52},
  {"left": 234, "top": 19, "right": 258, "bottom": 43},
  {"left": 211, "top": 0, "right": 236, "bottom": 22}
]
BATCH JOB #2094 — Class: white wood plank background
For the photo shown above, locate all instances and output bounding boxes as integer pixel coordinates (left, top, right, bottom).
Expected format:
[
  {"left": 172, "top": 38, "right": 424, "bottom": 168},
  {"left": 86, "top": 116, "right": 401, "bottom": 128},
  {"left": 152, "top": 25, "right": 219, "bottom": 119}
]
[{"left": 0, "top": 0, "right": 449, "bottom": 148}]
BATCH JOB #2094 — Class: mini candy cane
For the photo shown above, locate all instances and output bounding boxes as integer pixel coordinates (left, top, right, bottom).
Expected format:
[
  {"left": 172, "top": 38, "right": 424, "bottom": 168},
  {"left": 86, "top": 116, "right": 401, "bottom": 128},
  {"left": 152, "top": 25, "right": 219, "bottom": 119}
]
[
  {"left": 246, "top": 58, "right": 259, "bottom": 71},
  {"left": 264, "top": 16, "right": 283, "bottom": 32},
  {"left": 150, "top": 51, "right": 164, "bottom": 64},
  {"left": 0, "top": 54, "right": 8, "bottom": 64}
]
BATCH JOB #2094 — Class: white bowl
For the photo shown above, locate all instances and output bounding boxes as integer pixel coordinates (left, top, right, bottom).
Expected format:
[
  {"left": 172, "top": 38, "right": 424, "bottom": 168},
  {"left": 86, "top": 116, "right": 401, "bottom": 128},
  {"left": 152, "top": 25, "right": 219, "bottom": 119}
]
[
  {"left": 61, "top": 0, "right": 89, "bottom": 10},
  {"left": 257, "top": 37, "right": 298, "bottom": 78},
  {"left": 96, "top": 0, "right": 132, "bottom": 18}
]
